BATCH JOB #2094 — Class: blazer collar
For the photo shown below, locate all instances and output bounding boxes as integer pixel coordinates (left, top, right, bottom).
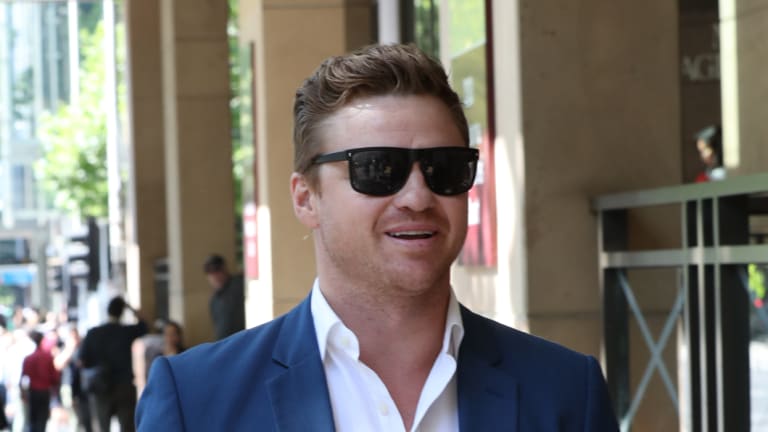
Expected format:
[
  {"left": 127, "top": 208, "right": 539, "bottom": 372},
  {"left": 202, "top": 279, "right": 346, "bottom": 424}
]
[
  {"left": 457, "top": 306, "right": 519, "bottom": 432},
  {"left": 268, "top": 295, "right": 335, "bottom": 432},
  {"left": 266, "top": 298, "right": 520, "bottom": 432}
]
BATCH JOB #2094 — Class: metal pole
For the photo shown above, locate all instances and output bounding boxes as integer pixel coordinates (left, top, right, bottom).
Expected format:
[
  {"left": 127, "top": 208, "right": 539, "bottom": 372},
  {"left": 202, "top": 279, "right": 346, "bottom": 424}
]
[
  {"left": 103, "top": 0, "right": 121, "bottom": 288},
  {"left": 378, "top": 0, "right": 400, "bottom": 44},
  {"left": 0, "top": 4, "right": 13, "bottom": 228},
  {"left": 67, "top": 0, "right": 79, "bottom": 104}
]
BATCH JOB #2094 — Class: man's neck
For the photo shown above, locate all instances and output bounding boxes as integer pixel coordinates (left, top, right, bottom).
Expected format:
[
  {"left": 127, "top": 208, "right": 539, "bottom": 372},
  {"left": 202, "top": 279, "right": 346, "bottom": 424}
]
[
  {"left": 318, "top": 275, "right": 451, "bottom": 430},
  {"left": 319, "top": 276, "right": 450, "bottom": 352}
]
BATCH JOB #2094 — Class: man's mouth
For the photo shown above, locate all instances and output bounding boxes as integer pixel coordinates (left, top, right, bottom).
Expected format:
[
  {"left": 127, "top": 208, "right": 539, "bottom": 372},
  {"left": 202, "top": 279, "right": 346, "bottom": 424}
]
[{"left": 386, "top": 230, "right": 436, "bottom": 240}]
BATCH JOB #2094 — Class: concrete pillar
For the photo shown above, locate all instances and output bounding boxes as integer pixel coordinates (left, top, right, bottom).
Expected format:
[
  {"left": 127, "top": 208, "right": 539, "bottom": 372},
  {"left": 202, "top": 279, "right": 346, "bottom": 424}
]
[
  {"left": 238, "top": 0, "right": 373, "bottom": 323},
  {"left": 505, "top": 0, "right": 682, "bottom": 430},
  {"left": 124, "top": 0, "right": 165, "bottom": 322},
  {"left": 160, "top": 0, "right": 236, "bottom": 345},
  {"left": 720, "top": 0, "right": 768, "bottom": 175}
]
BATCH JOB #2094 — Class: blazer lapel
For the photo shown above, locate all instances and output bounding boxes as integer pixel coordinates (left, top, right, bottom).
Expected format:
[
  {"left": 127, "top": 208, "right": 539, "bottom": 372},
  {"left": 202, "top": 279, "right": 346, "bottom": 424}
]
[
  {"left": 268, "top": 296, "right": 335, "bottom": 432},
  {"left": 457, "top": 306, "right": 519, "bottom": 432}
]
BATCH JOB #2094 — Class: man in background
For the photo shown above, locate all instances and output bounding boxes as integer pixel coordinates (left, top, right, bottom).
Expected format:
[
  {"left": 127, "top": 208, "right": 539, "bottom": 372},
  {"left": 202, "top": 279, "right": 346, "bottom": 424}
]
[
  {"left": 20, "top": 330, "right": 59, "bottom": 432},
  {"left": 0, "top": 315, "right": 9, "bottom": 430},
  {"left": 81, "top": 297, "right": 147, "bottom": 431},
  {"left": 203, "top": 254, "right": 245, "bottom": 340}
]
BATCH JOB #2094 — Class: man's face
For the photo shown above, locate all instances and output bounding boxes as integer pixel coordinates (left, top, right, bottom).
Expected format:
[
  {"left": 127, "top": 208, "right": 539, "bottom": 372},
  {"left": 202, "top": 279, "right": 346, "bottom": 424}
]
[
  {"left": 292, "top": 94, "right": 469, "bottom": 294},
  {"left": 697, "top": 139, "right": 715, "bottom": 166},
  {"left": 206, "top": 271, "right": 227, "bottom": 291}
]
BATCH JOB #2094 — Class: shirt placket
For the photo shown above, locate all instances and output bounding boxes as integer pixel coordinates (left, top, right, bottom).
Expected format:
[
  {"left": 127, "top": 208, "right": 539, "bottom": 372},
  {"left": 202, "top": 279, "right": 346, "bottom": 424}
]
[{"left": 339, "top": 326, "right": 406, "bottom": 432}]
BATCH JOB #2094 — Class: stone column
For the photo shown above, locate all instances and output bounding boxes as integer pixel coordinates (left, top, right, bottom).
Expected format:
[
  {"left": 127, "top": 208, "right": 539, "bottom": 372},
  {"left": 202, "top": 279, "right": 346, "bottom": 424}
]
[
  {"left": 720, "top": 0, "right": 768, "bottom": 175},
  {"left": 160, "top": 0, "right": 236, "bottom": 345},
  {"left": 508, "top": 1, "right": 683, "bottom": 429},
  {"left": 124, "top": 0, "right": 165, "bottom": 321},
  {"left": 237, "top": 0, "right": 373, "bottom": 322}
]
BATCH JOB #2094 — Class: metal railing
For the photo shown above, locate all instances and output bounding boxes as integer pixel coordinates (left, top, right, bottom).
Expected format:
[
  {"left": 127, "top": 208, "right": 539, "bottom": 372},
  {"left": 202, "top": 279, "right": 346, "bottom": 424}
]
[{"left": 594, "top": 172, "right": 768, "bottom": 431}]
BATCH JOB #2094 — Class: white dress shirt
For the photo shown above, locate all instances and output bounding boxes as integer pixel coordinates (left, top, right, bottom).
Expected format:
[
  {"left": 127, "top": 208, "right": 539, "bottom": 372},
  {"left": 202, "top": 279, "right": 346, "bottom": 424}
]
[{"left": 311, "top": 280, "right": 464, "bottom": 432}]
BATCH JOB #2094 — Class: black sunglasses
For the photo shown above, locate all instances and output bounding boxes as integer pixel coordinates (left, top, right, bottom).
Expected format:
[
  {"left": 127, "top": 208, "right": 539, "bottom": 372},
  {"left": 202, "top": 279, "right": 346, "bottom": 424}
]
[{"left": 311, "top": 146, "right": 479, "bottom": 196}]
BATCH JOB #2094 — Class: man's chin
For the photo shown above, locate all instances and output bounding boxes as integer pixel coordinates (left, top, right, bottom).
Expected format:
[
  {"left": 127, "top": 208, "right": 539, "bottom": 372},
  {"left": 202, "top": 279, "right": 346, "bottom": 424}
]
[{"left": 383, "top": 266, "right": 451, "bottom": 293}]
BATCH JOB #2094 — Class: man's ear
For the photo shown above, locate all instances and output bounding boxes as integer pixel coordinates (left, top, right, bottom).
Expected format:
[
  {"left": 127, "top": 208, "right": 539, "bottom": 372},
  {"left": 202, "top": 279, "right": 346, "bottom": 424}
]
[{"left": 290, "top": 172, "right": 319, "bottom": 229}]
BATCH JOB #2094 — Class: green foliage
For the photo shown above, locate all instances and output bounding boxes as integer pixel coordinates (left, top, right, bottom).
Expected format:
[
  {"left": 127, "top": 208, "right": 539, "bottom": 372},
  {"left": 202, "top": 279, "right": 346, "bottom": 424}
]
[
  {"left": 414, "top": 0, "right": 440, "bottom": 58},
  {"left": 12, "top": 68, "right": 34, "bottom": 122},
  {"left": 749, "top": 264, "right": 766, "bottom": 300},
  {"left": 0, "top": 285, "right": 17, "bottom": 308},
  {"left": 447, "top": 0, "right": 485, "bottom": 56},
  {"left": 36, "top": 21, "right": 124, "bottom": 218},
  {"left": 229, "top": 0, "right": 247, "bottom": 215},
  {"left": 78, "top": 2, "right": 103, "bottom": 37},
  {"left": 228, "top": 0, "right": 244, "bottom": 267}
]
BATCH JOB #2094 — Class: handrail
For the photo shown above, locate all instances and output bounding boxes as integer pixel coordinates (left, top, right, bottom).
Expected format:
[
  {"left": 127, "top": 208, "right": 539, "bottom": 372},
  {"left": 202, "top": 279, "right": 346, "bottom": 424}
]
[
  {"left": 593, "top": 172, "right": 768, "bottom": 211},
  {"left": 594, "top": 171, "right": 768, "bottom": 432},
  {"left": 601, "top": 245, "right": 768, "bottom": 268}
]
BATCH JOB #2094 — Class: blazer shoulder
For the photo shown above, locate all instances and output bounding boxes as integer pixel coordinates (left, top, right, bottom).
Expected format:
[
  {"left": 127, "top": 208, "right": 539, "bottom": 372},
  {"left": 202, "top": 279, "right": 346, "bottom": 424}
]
[
  {"left": 167, "top": 312, "right": 289, "bottom": 374},
  {"left": 461, "top": 306, "right": 591, "bottom": 366},
  {"left": 459, "top": 307, "right": 618, "bottom": 431},
  {"left": 138, "top": 309, "right": 303, "bottom": 432},
  {"left": 460, "top": 306, "right": 605, "bottom": 395}
]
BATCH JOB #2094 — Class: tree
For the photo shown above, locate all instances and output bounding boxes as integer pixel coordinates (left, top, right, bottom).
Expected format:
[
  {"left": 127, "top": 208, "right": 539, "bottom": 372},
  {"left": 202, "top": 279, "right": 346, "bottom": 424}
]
[
  {"left": 229, "top": 0, "right": 253, "bottom": 269},
  {"left": 36, "top": 22, "right": 122, "bottom": 218}
]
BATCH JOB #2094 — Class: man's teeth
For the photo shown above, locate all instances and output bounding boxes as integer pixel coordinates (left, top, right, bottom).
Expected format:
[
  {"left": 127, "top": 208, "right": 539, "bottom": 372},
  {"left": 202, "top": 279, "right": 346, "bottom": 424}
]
[{"left": 388, "top": 231, "right": 435, "bottom": 239}]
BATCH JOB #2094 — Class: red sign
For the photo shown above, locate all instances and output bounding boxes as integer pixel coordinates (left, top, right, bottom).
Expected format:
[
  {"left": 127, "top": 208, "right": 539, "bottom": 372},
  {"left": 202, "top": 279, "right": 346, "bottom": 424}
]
[{"left": 243, "top": 202, "right": 259, "bottom": 279}]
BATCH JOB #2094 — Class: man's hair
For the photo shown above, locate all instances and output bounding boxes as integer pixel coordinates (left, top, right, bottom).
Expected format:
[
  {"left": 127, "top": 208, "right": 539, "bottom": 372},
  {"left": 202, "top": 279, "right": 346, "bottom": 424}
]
[
  {"left": 107, "top": 296, "right": 126, "bottom": 319},
  {"left": 203, "top": 254, "right": 226, "bottom": 274},
  {"left": 29, "top": 330, "right": 44, "bottom": 346},
  {"left": 292, "top": 43, "right": 469, "bottom": 185}
]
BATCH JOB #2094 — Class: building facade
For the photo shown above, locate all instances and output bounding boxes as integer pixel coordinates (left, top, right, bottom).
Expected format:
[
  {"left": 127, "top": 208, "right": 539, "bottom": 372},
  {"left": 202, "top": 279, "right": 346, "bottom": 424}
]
[{"left": 121, "top": 1, "right": 767, "bottom": 430}]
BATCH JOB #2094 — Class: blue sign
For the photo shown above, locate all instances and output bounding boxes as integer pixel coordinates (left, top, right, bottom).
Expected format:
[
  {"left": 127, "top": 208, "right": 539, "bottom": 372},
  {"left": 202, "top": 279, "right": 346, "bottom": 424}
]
[{"left": 0, "top": 269, "right": 34, "bottom": 286}]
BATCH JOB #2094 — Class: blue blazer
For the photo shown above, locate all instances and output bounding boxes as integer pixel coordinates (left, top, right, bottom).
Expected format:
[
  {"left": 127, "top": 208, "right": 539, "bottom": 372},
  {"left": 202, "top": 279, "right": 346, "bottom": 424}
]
[{"left": 136, "top": 295, "right": 619, "bottom": 431}]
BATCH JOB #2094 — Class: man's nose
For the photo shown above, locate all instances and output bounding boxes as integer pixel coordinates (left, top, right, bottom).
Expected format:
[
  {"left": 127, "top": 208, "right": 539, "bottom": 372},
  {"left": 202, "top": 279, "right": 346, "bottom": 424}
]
[{"left": 392, "top": 162, "right": 435, "bottom": 212}]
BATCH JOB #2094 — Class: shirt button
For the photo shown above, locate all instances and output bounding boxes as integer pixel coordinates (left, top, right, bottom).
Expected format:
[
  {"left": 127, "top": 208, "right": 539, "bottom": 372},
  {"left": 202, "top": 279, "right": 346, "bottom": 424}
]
[{"left": 378, "top": 402, "right": 389, "bottom": 416}]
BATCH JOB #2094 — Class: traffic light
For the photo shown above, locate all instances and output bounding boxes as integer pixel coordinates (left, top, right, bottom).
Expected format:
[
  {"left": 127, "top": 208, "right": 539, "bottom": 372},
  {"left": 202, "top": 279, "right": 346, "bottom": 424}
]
[
  {"left": 47, "top": 259, "right": 63, "bottom": 291},
  {"left": 68, "top": 217, "right": 101, "bottom": 291}
]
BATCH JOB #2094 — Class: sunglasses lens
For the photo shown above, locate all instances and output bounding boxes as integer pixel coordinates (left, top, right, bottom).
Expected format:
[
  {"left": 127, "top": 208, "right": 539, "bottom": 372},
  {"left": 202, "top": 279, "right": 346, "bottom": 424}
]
[
  {"left": 344, "top": 147, "right": 478, "bottom": 196},
  {"left": 421, "top": 148, "right": 477, "bottom": 195},
  {"left": 349, "top": 149, "right": 410, "bottom": 196}
]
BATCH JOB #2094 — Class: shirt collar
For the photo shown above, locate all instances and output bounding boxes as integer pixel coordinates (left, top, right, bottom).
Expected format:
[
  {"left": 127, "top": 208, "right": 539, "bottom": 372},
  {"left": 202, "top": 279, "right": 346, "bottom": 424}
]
[
  {"left": 310, "top": 278, "right": 338, "bottom": 361},
  {"left": 442, "top": 289, "right": 465, "bottom": 359},
  {"left": 310, "top": 278, "right": 464, "bottom": 362}
]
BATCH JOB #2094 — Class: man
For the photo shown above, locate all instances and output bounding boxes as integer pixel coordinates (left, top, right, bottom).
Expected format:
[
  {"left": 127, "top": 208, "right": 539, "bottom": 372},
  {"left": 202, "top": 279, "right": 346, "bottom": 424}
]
[
  {"left": 694, "top": 124, "right": 726, "bottom": 182},
  {"left": 20, "top": 331, "right": 59, "bottom": 432},
  {"left": 131, "top": 319, "right": 166, "bottom": 398},
  {"left": 81, "top": 296, "right": 147, "bottom": 431},
  {"left": 203, "top": 254, "right": 245, "bottom": 340},
  {"left": 0, "top": 314, "right": 9, "bottom": 430},
  {"left": 137, "top": 44, "right": 618, "bottom": 431}
]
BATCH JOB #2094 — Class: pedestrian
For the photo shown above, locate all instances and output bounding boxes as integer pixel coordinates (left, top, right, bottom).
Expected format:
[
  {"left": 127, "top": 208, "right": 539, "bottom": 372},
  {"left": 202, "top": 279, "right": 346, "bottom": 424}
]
[
  {"left": 136, "top": 43, "right": 618, "bottom": 431},
  {"left": 81, "top": 297, "right": 147, "bottom": 431},
  {"left": 2, "top": 328, "right": 34, "bottom": 430},
  {"left": 0, "top": 315, "right": 11, "bottom": 431},
  {"left": 132, "top": 319, "right": 165, "bottom": 398},
  {"left": 20, "top": 330, "right": 60, "bottom": 432},
  {"left": 203, "top": 254, "right": 245, "bottom": 340},
  {"left": 56, "top": 325, "right": 92, "bottom": 432},
  {"left": 694, "top": 124, "right": 726, "bottom": 182},
  {"left": 162, "top": 321, "right": 185, "bottom": 356}
]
